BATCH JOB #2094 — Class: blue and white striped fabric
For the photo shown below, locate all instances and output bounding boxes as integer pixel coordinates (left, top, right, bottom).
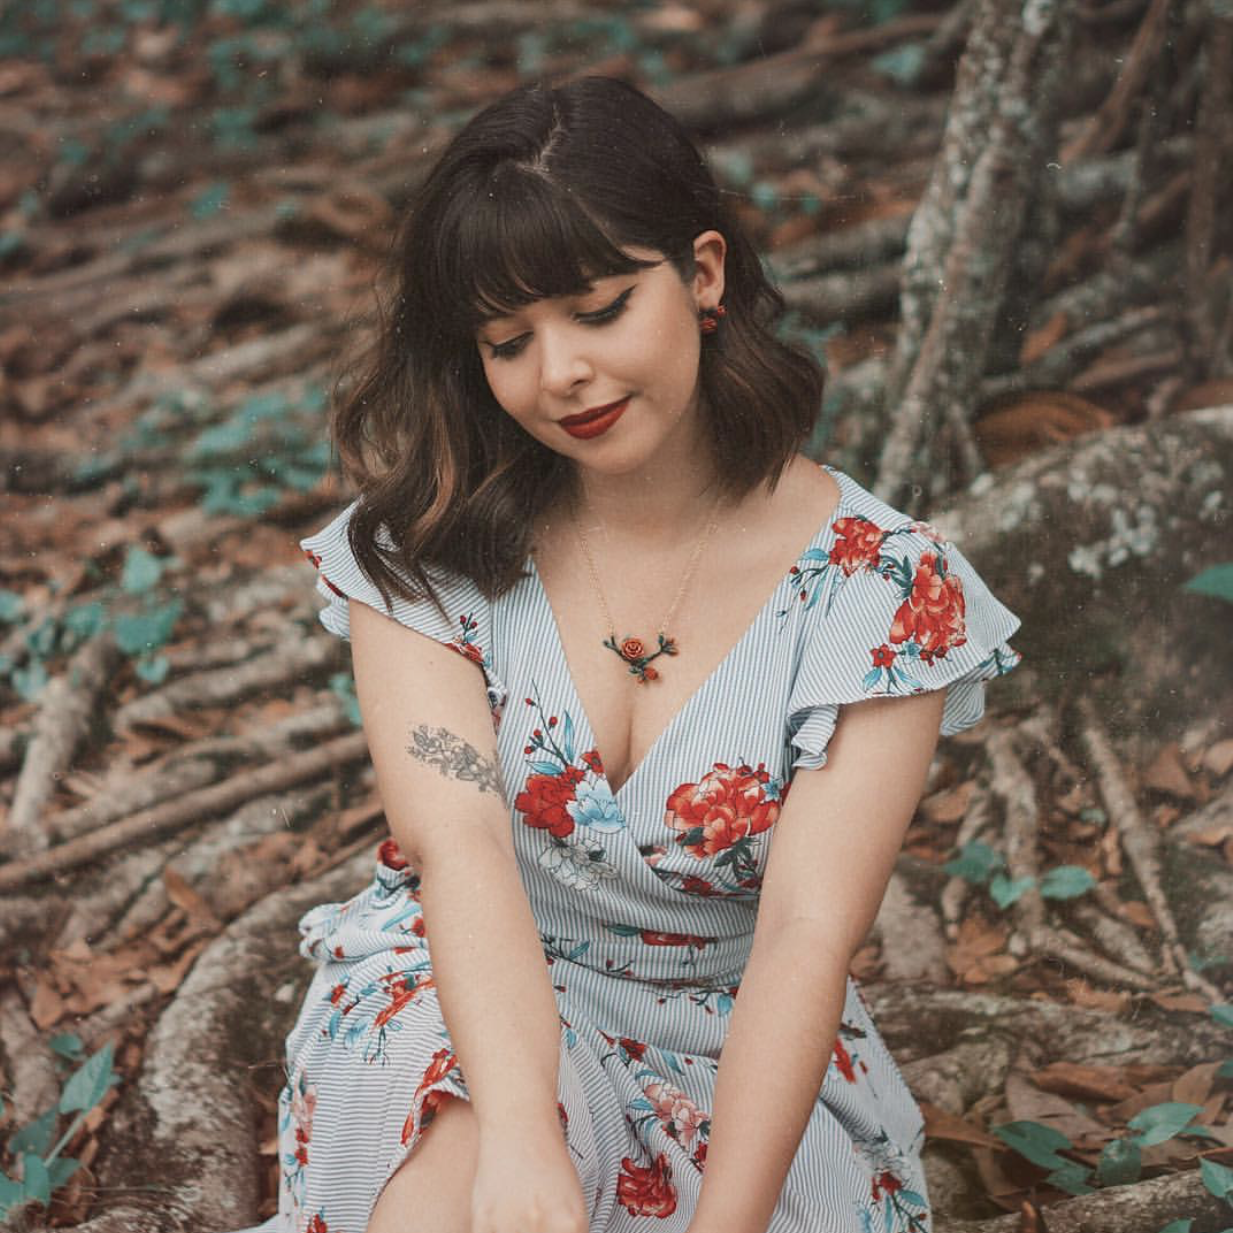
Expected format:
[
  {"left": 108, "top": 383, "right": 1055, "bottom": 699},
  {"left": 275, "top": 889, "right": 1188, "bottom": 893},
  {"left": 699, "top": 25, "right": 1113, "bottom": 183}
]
[{"left": 267, "top": 464, "right": 1020, "bottom": 1233}]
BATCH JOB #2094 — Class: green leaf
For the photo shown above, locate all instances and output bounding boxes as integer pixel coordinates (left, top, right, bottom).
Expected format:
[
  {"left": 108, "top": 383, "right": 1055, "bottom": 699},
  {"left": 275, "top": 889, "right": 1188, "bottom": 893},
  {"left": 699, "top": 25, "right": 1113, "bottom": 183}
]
[
  {"left": 7, "top": 1107, "right": 56, "bottom": 1158},
  {"left": 190, "top": 181, "right": 229, "bottom": 221},
  {"left": 329, "top": 673, "right": 361, "bottom": 727},
  {"left": 48, "top": 1033, "right": 83, "bottom": 1061},
  {"left": 1157, "top": 1220, "right": 1194, "bottom": 1233},
  {"left": 1212, "top": 1004, "right": 1233, "bottom": 1028},
  {"left": 871, "top": 42, "right": 926, "bottom": 86},
  {"left": 121, "top": 545, "right": 164, "bottom": 595},
  {"left": 1200, "top": 1155, "right": 1233, "bottom": 1201},
  {"left": 1097, "top": 1136, "right": 1141, "bottom": 1186},
  {"left": 990, "top": 873, "right": 1036, "bottom": 908},
  {"left": 19, "top": 1153, "right": 50, "bottom": 1206},
  {"left": 25, "top": 617, "right": 57, "bottom": 656},
  {"left": 113, "top": 599, "right": 182, "bottom": 657},
  {"left": 1128, "top": 1102, "right": 1204, "bottom": 1147},
  {"left": 0, "top": 590, "right": 24, "bottom": 622},
  {"left": 189, "top": 417, "right": 253, "bottom": 460},
  {"left": 59, "top": 1041, "right": 115, "bottom": 1115},
  {"left": 1040, "top": 865, "right": 1097, "bottom": 899},
  {"left": 47, "top": 1156, "right": 80, "bottom": 1190},
  {"left": 10, "top": 660, "right": 49, "bottom": 703},
  {"left": 1183, "top": 564, "right": 1233, "bottom": 605},
  {"left": 134, "top": 653, "right": 170, "bottom": 684},
  {"left": 943, "top": 840, "right": 1004, "bottom": 884},
  {"left": 1218, "top": 1059, "right": 1233, "bottom": 1078},
  {"left": 991, "top": 1120, "right": 1073, "bottom": 1171},
  {"left": 1045, "top": 1160, "right": 1095, "bottom": 1195},
  {"left": 62, "top": 601, "right": 106, "bottom": 642},
  {"left": 0, "top": 1169, "right": 24, "bottom": 1214}
]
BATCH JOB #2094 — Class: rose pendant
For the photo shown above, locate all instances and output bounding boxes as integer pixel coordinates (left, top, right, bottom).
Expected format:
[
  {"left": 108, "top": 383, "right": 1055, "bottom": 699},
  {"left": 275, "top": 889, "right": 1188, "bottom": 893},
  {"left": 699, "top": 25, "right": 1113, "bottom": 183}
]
[{"left": 603, "top": 632, "right": 680, "bottom": 683}]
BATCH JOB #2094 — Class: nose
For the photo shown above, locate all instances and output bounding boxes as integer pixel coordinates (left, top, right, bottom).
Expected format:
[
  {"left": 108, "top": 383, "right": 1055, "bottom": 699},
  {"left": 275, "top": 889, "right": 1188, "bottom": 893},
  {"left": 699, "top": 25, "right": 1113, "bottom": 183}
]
[{"left": 537, "top": 325, "right": 593, "bottom": 398}]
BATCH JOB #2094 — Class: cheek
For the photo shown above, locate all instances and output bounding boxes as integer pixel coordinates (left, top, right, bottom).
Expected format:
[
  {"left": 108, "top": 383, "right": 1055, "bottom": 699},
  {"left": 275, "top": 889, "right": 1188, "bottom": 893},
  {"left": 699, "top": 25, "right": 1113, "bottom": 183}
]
[{"left": 480, "top": 359, "right": 528, "bottom": 417}]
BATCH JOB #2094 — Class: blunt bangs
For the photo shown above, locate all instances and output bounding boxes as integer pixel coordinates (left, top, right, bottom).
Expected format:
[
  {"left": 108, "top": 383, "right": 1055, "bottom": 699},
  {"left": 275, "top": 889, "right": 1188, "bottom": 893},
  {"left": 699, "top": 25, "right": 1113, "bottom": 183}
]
[{"left": 435, "top": 165, "right": 658, "bottom": 333}]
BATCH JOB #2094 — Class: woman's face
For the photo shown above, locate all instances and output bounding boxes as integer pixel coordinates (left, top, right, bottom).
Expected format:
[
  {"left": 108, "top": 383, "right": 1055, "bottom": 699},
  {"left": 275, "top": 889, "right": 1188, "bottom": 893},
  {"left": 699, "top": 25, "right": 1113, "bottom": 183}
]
[{"left": 475, "top": 233, "right": 725, "bottom": 474}]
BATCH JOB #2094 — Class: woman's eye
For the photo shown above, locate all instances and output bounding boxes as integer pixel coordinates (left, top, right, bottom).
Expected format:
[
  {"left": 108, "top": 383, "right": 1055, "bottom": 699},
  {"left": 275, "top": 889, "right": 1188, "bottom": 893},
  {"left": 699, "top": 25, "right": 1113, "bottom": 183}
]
[
  {"left": 578, "top": 287, "right": 633, "bottom": 325},
  {"left": 486, "top": 334, "right": 529, "bottom": 360}
]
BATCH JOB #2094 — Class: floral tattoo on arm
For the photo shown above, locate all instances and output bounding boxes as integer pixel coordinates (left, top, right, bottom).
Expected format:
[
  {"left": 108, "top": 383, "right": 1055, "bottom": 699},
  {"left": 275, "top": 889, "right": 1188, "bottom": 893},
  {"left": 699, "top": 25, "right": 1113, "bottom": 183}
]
[{"left": 406, "top": 725, "right": 504, "bottom": 796}]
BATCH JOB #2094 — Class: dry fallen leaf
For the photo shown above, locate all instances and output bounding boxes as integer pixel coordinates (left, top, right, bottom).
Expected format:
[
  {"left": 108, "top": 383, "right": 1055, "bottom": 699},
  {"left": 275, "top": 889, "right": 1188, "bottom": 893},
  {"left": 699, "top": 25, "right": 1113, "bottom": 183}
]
[
  {"left": 1202, "top": 738, "right": 1233, "bottom": 778},
  {"left": 921, "top": 779, "right": 975, "bottom": 824},
  {"left": 973, "top": 391, "right": 1116, "bottom": 469},
  {"left": 1031, "top": 1061, "right": 1136, "bottom": 1104},
  {"left": 1143, "top": 743, "right": 1195, "bottom": 800}
]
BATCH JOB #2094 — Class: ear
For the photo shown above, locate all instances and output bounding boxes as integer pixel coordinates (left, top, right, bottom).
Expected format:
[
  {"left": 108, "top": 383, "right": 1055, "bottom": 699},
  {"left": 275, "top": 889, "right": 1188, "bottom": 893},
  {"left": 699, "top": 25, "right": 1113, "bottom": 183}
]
[{"left": 689, "top": 230, "right": 726, "bottom": 311}]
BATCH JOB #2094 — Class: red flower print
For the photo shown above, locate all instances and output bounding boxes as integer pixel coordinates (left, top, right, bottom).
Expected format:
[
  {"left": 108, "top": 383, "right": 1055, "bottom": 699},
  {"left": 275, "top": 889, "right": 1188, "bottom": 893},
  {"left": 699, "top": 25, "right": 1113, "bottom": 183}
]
[
  {"left": 832, "top": 1036, "right": 857, "bottom": 1084},
  {"left": 581, "top": 747, "right": 604, "bottom": 774},
  {"left": 872, "top": 1169, "right": 904, "bottom": 1201},
  {"left": 828, "top": 516, "right": 885, "bottom": 576},
  {"left": 378, "top": 838, "right": 410, "bottom": 871},
  {"left": 620, "top": 1037, "right": 647, "bottom": 1061},
  {"left": 400, "top": 1088, "right": 455, "bottom": 1145},
  {"left": 515, "top": 767, "right": 586, "bottom": 838},
  {"left": 695, "top": 1141, "right": 707, "bottom": 1171},
  {"left": 890, "top": 551, "right": 968, "bottom": 663},
  {"left": 617, "top": 1153, "right": 678, "bottom": 1217},
  {"left": 453, "top": 640, "right": 486, "bottom": 668},
  {"left": 870, "top": 644, "right": 897, "bottom": 668},
  {"left": 373, "top": 973, "right": 432, "bottom": 1028},
  {"left": 679, "top": 875, "right": 718, "bottom": 896},
  {"left": 306, "top": 1214, "right": 328, "bottom": 1233},
  {"left": 639, "top": 931, "right": 712, "bottom": 949},
  {"left": 401, "top": 1049, "right": 462, "bottom": 1145},
  {"left": 664, "top": 763, "right": 781, "bottom": 858},
  {"left": 416, "top": 1047, "right": 460, "bottom": 1096},
  {"left": 303, "top": 548, "right": 347, "bottom": 599}
]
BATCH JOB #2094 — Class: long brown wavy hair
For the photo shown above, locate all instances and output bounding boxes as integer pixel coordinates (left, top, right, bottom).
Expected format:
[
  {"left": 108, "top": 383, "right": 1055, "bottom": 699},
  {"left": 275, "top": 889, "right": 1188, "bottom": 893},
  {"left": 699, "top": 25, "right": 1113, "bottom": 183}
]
[{"left": 330, "top": 76, "right": 825, "bottom": 619}]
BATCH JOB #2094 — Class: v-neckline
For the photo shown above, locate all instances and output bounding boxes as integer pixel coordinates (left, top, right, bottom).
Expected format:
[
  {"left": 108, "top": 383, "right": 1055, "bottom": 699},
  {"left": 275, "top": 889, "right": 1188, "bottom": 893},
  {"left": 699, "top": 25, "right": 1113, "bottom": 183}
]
[{"left": 527, "top": 464, "right": 853, "bottom": 803}]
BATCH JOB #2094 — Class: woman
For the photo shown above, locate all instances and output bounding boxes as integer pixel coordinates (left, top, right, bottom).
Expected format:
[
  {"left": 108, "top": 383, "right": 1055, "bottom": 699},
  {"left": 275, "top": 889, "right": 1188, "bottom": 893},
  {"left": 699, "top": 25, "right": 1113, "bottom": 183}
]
[{"left": 279, "top": 76, "right": 1021, "bottom": 1233}]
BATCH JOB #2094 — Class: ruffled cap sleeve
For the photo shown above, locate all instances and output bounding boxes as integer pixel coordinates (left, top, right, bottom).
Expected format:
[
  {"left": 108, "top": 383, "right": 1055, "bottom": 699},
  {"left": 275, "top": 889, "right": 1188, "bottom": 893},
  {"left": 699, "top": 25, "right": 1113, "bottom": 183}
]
[
  {"left": 299, "top": 500, "right": 507, "bottom": 716},
  {"left": 787, "top": 516, "right": 1021, "bottom": 772}
]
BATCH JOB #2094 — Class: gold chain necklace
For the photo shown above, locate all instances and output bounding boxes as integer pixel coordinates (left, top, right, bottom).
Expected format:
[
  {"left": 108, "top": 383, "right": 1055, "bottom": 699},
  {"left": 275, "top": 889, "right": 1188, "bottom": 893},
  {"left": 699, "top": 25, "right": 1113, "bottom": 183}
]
[{"left": 570, "top": 496, "right": 724, "bottom": 684}]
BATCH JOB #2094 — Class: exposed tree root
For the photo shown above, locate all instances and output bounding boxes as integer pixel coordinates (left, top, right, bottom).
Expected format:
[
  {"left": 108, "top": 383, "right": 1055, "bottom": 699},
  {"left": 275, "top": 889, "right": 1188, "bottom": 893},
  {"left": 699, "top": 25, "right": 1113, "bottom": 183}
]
[
  {"left": 1077, "top": 696, "right": 1220, "bottom": 1000},
  {"left": 62, "top": 848, "right": 374, "bottom": 1233},
  {"left": 987, "top": 727, "right": 1157, "bottom": 991},
  {"left": 941, "top": 775, "right": 995, "bottom": 940},
  {"left": 0, "top": 987, "right": 59, "bottom": 1131},
  {"left": 0, "top": 731, "right": 368, "bottom": 891},
  {"left": 1, "top": 633, "right": 123, "bottom": 861},
  {"left": 48, "top": 699, "right": 350, "bottom": 844},
  {"left": 111, "top": 636, "right": 337, "bottom": 732},
  {"left": 865, "top": 984, "right": 1229, "bottom": 1070},
  {"left": 934, "top": 1166, "right": 1233, "bottom": 1232},
  {"left": 874, "top": 868, "right": 951, "bottom": 984}
]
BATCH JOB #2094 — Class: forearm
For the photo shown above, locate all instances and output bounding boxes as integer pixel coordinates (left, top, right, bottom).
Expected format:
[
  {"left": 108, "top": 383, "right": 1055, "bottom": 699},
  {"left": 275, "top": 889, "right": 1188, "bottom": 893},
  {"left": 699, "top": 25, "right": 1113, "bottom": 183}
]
[
  {"left": 417, "top": 833, "right": 562, "bottom": 1138},
  {"left": 692, "top": 921, "right": 851, "bottom": 1233}
]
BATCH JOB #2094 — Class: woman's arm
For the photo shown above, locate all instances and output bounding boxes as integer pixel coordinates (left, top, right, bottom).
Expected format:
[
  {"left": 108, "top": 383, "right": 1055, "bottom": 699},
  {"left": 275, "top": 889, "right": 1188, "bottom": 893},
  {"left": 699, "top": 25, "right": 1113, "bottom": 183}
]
[
  {"left": 349, "top": 597, "right": 562, "bottom": 1138},
  {"left": 688, "top": 689, "right": 947, "bottom": 1233}
]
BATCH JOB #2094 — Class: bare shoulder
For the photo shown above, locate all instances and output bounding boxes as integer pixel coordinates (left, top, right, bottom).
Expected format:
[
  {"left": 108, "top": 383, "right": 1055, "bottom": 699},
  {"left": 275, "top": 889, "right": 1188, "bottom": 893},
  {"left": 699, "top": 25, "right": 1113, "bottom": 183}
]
[{"left": 756, "top": 453, "right": 842, "bottom": 542}]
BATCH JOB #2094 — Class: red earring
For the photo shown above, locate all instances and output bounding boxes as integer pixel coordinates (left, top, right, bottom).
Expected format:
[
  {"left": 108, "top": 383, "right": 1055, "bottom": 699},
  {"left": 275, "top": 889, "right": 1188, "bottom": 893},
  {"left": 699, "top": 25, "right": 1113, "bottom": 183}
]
[{"left": 699, "top": 305, "right": 726, "bottom": 335}]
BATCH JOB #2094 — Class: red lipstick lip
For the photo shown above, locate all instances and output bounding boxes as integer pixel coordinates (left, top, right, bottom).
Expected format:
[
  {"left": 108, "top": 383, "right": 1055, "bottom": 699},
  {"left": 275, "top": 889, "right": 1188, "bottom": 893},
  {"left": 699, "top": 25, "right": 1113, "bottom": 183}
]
[{"left": 560, "top": 397, "right": 628, "bottom": 427}]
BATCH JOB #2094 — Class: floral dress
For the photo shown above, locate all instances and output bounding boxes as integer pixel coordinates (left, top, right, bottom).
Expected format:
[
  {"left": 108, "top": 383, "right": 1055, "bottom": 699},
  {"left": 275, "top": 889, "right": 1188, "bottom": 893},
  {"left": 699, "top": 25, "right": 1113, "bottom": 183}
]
[{"left": 272, "top": 464, "right": 1021, "bottom": 1233}]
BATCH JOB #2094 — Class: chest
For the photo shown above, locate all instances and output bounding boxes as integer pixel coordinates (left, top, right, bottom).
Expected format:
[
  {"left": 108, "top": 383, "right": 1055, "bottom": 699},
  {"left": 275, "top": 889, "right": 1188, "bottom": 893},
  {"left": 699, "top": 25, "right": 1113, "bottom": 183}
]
[
  {"left": 532, "top": 554, "right": 779, "bottom": 794},
  {"left": 529, "top": 523, "right": 809, "bottom": 796}
]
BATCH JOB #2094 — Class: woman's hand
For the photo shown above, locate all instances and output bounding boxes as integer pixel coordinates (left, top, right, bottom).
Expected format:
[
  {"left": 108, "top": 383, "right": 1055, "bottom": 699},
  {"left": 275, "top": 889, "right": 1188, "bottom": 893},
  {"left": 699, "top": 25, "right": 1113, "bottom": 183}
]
[{"left": 471, "top": 1121, "right": 590, "bottom": 1233}]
